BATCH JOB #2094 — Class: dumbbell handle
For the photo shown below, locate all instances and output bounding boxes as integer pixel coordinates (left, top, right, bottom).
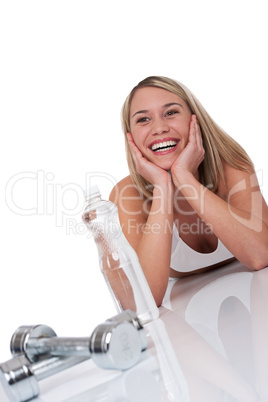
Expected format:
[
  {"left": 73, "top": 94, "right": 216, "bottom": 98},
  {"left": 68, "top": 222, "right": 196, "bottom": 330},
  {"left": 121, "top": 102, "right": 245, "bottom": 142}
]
[
  {"left": 26, "top": 354, "right": 89, "bottom": 381},
  {"left": 27, "top": 336, "right": 91, "bottom": 357}
]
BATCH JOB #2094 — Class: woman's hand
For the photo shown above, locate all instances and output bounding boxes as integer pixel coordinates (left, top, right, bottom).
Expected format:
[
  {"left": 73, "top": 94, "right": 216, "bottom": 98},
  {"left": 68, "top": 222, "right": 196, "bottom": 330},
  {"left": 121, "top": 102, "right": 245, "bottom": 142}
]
[
  {"left": 127, "top": 133, "right": 172, "bottom": 187},
  {"left": 171, "top": 115, "right": 205, "bottom": 188}
]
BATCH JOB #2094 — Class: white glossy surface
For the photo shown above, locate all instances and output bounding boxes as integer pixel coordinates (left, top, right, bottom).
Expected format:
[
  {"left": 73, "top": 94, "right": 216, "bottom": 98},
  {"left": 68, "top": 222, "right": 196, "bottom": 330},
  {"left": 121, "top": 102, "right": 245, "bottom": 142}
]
[{"left": 1, "top": 261, "right": 267, "bottom": 401}]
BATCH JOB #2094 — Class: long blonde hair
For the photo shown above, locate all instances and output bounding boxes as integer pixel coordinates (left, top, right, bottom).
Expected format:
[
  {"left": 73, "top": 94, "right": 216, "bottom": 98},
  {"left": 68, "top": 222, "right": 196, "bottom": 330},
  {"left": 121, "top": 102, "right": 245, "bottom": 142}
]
[{"left": 122, "top": 76, "right": 254, "bottom": 199}]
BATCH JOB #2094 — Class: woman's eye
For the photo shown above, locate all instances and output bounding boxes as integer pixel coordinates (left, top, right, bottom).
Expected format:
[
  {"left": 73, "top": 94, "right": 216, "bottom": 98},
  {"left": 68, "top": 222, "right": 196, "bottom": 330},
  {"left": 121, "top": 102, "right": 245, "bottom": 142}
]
[
  {"left": 137, "top": 117, "right": 149, "bottom": 123},
  {"left": 165, "top": 110, "right": 179, "bottom": 117}
]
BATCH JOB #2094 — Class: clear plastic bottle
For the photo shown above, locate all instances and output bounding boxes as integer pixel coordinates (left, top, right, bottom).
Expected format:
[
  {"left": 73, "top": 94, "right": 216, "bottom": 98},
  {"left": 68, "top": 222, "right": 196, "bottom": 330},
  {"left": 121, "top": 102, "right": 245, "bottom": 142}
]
[{"left": 82, "top": 185, "right": 159, "bottom": 324}]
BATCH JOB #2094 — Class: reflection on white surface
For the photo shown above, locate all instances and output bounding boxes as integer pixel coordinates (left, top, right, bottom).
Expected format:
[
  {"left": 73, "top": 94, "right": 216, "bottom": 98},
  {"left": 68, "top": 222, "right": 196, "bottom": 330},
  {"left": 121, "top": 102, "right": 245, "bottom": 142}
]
[
  {"left": 160, "top": 261, "right": 268, "bottom": 402},
  {"left": 185, "top": 272, "right": 253, "bottom": 359},
  {"left": 63, "top": 354, "right": 162, "bottom": 402},
  {"left": 145, "top": 319, "right": 190, "bottom": 402},
  {"left": 1, "top": 261, "right": 268, "bottom": 401}
]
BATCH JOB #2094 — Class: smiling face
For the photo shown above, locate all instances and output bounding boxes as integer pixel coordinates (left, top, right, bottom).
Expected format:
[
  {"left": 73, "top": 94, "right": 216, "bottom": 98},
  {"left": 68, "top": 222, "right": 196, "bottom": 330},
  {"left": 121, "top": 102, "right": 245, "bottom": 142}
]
[{"left": 129, "top": 86, "right": 192, "bottom": 170}]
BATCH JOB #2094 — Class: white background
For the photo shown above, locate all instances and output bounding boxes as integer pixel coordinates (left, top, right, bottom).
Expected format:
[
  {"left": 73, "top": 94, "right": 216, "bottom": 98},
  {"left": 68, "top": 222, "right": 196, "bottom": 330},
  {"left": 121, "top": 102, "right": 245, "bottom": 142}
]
[{"left": 0, "top": 0, "right": 267, "bottom": 361}]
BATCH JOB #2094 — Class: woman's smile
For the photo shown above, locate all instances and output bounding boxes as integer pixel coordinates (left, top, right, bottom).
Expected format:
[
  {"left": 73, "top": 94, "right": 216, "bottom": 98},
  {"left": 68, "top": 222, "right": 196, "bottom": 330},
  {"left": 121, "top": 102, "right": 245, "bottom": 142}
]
[{"left": 149, "top": 137, "right": 180, "bottom": 155}]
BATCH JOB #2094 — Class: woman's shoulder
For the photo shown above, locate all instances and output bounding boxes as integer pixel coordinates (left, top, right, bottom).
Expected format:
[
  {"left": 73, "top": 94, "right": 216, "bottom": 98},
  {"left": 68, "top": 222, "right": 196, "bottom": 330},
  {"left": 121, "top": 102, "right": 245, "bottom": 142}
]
[
  {"left": 217, "top": 159, "right": 257, "bottom": 198},
  {"left": 110, "top": 175, "right": 138, "bottom": 199},
  {"left": 109, "top": 175, "right": 145, "bottom": 213},
  {"left": 223, "top": 160, "right": 255, "bottom": 182}
]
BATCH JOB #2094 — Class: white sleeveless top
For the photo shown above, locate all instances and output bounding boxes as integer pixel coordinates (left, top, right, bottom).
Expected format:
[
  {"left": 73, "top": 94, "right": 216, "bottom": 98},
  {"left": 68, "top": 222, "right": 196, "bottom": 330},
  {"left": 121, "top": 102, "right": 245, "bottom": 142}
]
[{"left": 170, "top": 224, "right": 234, "bottom": 273}]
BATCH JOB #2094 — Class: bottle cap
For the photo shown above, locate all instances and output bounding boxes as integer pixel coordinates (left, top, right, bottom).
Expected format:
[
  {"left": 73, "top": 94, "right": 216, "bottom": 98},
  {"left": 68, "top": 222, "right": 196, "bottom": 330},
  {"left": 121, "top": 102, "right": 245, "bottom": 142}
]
[{"left": 84, "top": 185, "right": 101, "bottom": 201}]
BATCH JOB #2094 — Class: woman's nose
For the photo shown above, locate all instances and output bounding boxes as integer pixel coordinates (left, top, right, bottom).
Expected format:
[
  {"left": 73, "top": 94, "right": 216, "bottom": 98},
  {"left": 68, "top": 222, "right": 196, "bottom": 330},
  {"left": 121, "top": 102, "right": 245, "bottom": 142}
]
[{"left": 151, "top": 117, "right": 169, "bottom": 135}]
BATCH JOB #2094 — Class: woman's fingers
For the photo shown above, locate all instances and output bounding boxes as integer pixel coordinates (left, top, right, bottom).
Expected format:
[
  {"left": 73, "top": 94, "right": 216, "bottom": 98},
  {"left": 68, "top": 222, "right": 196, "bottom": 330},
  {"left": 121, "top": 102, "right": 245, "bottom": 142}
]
[
  {"left": 189, "top": 115, "right": 197, "bottom": 143},
  {"left": 189, "top": 115, "right": 202, "bottom": 146},
  {"left": 127, "top": 132, "right": 146, "bottom": 170},
  {"left": 127, "top": 132, "right": 150, "bottom": 173},
  {"left": 127, "top": 132, "right": 171, "bottom": 186},
  {"left": 127, "top": 133, "right": 141, "bottom": 159},
  {"left": 189, "top": 115, "right": 204, "bottom": 159},
  {"left": 170, "top": 115, "right": 205, "bottom": 185},
  {"left": 193, "top": 115, "right": 203, "bottom": 148}
]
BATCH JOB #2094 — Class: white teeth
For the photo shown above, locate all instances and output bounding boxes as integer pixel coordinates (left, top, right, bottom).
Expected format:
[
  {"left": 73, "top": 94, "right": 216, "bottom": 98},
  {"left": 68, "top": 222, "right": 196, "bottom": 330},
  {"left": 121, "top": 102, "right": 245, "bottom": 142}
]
[{"left": 151, "top": 140, "right": 177, "bottom": 151}]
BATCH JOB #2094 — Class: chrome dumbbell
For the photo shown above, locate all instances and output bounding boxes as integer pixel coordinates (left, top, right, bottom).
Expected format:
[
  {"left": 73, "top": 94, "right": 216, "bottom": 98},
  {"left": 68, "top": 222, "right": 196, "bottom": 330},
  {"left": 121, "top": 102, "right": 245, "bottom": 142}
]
[
  {"left": 11, "top": 310, "right": 147, "bottom": 370},
  {"left": 0, "top": 311, "right": 147, "bottom": 402},
  {"left": 0, "top": 353, "right": 89, "bottom": 402}
]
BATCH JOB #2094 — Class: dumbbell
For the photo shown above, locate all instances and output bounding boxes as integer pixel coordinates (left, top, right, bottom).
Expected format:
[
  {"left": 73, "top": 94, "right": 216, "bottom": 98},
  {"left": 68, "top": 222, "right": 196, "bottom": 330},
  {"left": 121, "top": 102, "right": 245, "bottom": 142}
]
[
  {"left": 10, "top": 310, "right": 147, "bottom": 370},
  {"left": 0, "top": 353, "right": 89, "bottom": 402},
  {"left": 0, "top": 311, "right": 147, "bottom": 402}
]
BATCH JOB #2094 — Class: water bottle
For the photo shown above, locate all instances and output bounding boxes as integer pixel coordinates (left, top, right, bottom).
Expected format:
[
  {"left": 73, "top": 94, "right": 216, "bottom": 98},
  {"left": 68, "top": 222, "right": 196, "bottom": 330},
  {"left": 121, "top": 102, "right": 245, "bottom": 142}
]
[{"left": 82, "top": 185, "right": 159, "bottom": 324}]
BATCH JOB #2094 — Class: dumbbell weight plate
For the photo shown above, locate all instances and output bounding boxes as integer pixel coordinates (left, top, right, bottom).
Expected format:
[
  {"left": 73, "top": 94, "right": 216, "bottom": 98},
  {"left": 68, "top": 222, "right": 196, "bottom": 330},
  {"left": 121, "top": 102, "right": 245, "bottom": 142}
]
[
  {"left": 90, "top": 321, "right": 147, "bottom": 370},
  {"left": 0, "top": 354, "right": 39, "bottom": 402},
  {"left": 10, "top": 325, "right": 57, "bottom": 363}
]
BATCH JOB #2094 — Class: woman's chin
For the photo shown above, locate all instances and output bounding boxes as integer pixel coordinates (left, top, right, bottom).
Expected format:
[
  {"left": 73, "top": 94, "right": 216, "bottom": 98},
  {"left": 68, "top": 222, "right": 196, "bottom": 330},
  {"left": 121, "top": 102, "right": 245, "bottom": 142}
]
[
  {"left": 147, "top": 154, "right": 175, "bottom": 171},
  {"left": 155, "top": 161, "right": 173, "bottom": 171}
]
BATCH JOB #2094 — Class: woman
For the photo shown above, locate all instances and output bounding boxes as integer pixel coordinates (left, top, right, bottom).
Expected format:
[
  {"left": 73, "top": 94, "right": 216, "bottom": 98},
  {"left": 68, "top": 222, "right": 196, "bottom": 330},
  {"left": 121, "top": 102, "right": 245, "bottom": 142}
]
[{"left": 109, "top": 76, "right": 268, "bottom": 307}]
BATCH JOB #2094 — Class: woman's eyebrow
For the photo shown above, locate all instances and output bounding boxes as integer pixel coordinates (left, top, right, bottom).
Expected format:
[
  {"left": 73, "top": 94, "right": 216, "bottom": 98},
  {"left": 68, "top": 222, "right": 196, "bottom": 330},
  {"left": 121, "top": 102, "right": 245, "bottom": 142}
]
[
  {"left": 164, "top": 102, "right": 183, "bottom": 109},
  {"left": 131, "top": 102, "right": 184, "bottom": 118},
  {"left": 131, "top": 109, "right": 149, "bottom": 118}
]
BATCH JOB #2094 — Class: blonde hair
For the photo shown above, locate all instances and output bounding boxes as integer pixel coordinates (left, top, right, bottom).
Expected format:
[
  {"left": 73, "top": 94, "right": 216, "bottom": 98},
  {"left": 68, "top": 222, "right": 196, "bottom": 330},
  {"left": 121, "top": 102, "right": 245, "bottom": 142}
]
[{"left": 122, "top": 76, "right": 254, "bottom": 199}]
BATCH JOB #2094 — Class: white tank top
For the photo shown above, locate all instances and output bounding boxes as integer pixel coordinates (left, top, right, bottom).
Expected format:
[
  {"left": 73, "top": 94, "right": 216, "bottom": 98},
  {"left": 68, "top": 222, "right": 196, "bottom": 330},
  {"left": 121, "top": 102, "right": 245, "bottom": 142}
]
[{"left": 170, "top": 224, "right": 234, "bottom": 273}]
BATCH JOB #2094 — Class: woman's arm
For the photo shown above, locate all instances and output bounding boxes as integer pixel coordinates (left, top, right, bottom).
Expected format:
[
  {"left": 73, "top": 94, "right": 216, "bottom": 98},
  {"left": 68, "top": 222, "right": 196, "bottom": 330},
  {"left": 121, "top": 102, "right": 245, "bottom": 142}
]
[
  {"left": 110, "top": 132, "right": 176, "bottom": 306},
  {"left": 110, "top": 178, "right": 174, "bottom": 306},
  {"left": 171, "top": 118, "right": 268, "bottom": 270},
  {"left": 172, "top": 167, "right": 268, "bottom": 270}
]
